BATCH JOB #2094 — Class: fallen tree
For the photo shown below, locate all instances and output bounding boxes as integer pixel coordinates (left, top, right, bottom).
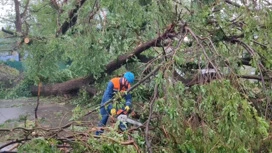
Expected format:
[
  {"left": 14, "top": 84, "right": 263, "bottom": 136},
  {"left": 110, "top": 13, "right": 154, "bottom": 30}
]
[
  {"left": 30, "top": 22, "right": 267, "bottom": 97},
  {"left": 30, "top": 25, "right": 176, "bottom": 96}
]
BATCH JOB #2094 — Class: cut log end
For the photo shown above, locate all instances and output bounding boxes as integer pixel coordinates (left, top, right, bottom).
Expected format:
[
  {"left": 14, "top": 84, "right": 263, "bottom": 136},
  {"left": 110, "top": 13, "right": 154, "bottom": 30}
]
[{"left": 24, "top": 37, "right": 31, "bottom": 44}]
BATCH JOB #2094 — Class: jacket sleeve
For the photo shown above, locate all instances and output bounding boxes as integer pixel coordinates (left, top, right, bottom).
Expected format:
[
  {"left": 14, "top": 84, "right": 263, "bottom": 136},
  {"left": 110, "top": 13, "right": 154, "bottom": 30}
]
[
  {"left": 101, "top": 81, "right": 114, "bottom": 110},
  {"left": 125, "top": 93, "right": 132, "bottom": 107},
  {"left": 125, "top": 85, "right": 132, "bottom": 106}
]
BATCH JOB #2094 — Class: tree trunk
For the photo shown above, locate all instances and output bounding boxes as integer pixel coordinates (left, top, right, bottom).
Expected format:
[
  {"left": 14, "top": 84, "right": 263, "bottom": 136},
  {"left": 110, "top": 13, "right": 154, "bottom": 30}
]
[
  {"left": 14, "top": 0, "right": 22, "bottom": 33},
  {"left": 31, "top": 76, "right": 95, "bottom": 96}
]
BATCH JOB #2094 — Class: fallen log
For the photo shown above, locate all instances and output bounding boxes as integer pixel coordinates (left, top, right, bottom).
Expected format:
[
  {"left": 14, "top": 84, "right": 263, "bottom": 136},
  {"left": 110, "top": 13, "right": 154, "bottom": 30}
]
[{"left": 31, "top": 76, "right": 95, "bottom": 96}]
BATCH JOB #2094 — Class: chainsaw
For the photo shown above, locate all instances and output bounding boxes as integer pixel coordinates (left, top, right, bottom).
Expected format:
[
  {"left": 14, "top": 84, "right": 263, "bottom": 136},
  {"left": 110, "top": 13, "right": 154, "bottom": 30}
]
[{"left": 115, "top": 109, "right": 143, "bottom": 127}]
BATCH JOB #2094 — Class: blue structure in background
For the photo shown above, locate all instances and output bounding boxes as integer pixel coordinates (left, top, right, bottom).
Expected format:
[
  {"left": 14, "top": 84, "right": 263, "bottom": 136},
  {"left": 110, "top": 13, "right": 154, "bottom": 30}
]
[
  {"left": 0, "top": 38, "right": 25, "bottom": 71},
  {"left": 0, "top": 51, "right": 19, "bottom": 62},
  {"left": 0, "top": 51, "right": 24, "bottom": 72}
]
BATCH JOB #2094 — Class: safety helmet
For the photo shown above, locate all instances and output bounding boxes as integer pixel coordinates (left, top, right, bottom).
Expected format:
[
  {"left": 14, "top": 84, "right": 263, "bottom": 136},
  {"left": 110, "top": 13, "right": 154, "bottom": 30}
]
[{"left": 124, "top": 72, "right": 135, "bottom": 84}]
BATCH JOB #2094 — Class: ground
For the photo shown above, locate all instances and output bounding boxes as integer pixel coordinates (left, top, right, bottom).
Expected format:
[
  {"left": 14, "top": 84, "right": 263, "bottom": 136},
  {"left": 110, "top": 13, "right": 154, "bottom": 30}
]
[{"left": 0, "top": 97, "right": 100, "bottom": 151}]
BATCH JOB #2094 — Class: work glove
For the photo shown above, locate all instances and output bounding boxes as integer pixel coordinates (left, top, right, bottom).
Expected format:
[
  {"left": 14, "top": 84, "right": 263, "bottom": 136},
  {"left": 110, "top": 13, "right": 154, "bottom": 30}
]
[
  {"left": 125, "top": 106, "right": 130, "bottom": 112},
  {"left": 110, "top": 108, "right": 116, "bottom": 116}
]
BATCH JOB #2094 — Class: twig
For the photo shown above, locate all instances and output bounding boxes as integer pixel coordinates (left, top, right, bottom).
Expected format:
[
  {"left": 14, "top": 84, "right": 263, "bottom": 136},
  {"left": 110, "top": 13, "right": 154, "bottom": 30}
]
[
  {"left": 201, "top": 36, "right": 238, "bottom": 80},
  {"left": 251, "top": 40, "right": 268, "bottom": 49},
  {"left": 232, "top": 39, "right": 271, "bottom": 119},
  {"left": 237, "top": 75, "right": 272, "bottom": 81},
  {"left": 58, "top": 111, "right": 70, "bottom": 127},
  {"left": 93, "top": 135, "right": 135, "bottom": 145},
  {"left": 185, "top": 26, "right": 222, "bottom": 78},
  {"left": 232, "top": 39, "right": 255, "bottom": 56},
  {"left": 133, "top": 140, "right": 140, "bottom": 153},
  {"left": 0, "top": 127, "right": 33, "bottom": 132},
  {"left": 21, "top": 0, "right": 30, "bottom": 18},
  {"left": 35, "top": 82, "right": 42, "bottom": 126},
  {"left": 171, "top": 24, "right": 187, "bottom": 60},
  {"left": 161, "top": 125, "right": 169, "bottom": 138},
  {"left": 0, "top": 138, "right": 30, "bottom": 150},
  {"left": 145, "top": 83, "right": 158, "bottom": 153},
  {"left": 139, "top": 53, "right": 162, "bottom": 80},
  {"left": 258, "top": 63, "right": 271, "bottom": 119},
  {"left": 88, "top": 0, "right": 100, "bottom": 22}
]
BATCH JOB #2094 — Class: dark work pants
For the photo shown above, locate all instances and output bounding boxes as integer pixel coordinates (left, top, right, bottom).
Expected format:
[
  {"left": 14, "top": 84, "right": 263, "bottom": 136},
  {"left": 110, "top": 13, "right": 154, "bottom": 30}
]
[{"left": 95, "top": 106, "right": 127, "bottom": 135}]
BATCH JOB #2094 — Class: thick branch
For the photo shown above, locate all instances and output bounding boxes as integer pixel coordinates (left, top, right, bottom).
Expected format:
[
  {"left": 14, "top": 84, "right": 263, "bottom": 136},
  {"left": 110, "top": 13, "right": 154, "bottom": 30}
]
[
  {"left": 50, "top": 0, "right": 60, "bottom": 10},
  {"left": 1, "top": 28, "right": 15, "bottom": 35},
  {"left": 21, "top": 0, "right": 30, "bottom": 18},
  {"left": 105, "top": 31, "right": 172, "bottom": 74},
  {"left": 57, "top": 0, "right": 87, "bottom": 36},
  {"left": 238, "top": 75, "right": 272, "bottom": 81},
  {"left": 0, "top": 138, "right": 31, "bottom": 150},
  {"left": 225, "top": 0, "right": 241, "bottom": 8}
]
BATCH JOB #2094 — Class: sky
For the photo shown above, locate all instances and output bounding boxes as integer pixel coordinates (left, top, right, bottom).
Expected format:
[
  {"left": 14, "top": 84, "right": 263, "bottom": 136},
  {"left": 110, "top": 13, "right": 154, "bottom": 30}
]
[
  {"left": 0, "top": 0, "right": 271, "bottom": 28},
  {"left": 0, "top": 0, "right": 15, "bottom": 28}
]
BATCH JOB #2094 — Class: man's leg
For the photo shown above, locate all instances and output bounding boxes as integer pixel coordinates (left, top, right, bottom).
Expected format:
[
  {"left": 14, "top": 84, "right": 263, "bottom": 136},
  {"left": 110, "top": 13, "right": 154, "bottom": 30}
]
[{"left": 96, "top": 107, "right": 109, "bottom": 135}]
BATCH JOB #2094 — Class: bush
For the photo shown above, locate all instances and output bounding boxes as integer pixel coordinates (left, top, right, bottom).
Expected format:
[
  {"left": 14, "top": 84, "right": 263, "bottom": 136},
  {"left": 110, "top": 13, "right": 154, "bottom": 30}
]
[
  {"left": 4, "top": 79, "right": 33, "bottom": 99},
  {"left": 0, "top": 64, "right": 20, "bottom": 88}
]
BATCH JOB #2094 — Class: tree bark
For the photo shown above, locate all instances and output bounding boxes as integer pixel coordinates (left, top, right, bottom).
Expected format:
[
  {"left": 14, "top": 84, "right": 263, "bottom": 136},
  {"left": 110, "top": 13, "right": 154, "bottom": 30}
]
[
  {"left": 14, "top": 0, "right": 22, "bottom": 33},
  {"left": 31, "top": 76, "right": 95, "bottom": 96}
]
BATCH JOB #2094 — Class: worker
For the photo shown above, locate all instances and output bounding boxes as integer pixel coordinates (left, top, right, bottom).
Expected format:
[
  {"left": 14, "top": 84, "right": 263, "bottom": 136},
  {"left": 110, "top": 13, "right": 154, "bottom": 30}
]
[{"left": 95, "top": 72, "right": 135, "bottom": 135}]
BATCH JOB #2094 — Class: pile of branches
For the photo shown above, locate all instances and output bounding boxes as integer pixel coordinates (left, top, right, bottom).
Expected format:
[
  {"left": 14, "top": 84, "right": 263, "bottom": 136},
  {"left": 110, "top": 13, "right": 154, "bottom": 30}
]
[{"left": 0, "top": 120, "right": 145, "bottom": 152}]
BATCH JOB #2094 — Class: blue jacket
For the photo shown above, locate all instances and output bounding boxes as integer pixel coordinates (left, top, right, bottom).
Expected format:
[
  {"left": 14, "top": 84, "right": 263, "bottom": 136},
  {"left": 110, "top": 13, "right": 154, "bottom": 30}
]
[{"left": 101, "top": 77, "right": 132, "bottom": 110}]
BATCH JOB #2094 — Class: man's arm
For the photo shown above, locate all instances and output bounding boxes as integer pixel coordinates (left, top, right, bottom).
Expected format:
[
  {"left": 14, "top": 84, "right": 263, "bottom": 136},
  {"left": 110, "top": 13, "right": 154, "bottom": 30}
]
[
  {"left": 102, "top": 81, "right": 114, "bottom": 110},
  {"left": 125, "top": 92, "right": 132, "bottom": 107}
]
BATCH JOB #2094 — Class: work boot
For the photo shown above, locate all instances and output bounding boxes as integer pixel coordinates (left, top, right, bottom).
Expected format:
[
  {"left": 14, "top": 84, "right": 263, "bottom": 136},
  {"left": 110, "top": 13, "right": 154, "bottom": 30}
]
[{"left": 119, "top": 122, "right": 128, "bottom": 131}]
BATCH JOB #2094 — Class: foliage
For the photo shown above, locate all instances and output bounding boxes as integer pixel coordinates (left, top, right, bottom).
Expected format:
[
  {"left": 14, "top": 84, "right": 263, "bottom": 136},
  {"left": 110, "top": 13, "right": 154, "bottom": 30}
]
[
  {"left": 0, "top": 64, "right": 31, "bottom": 99},
  {"left": 1, "top": 0, "right": 272, "bottom": 152},
  {"left": 3, "top": 79, "right": 33, "bottom": 99},
  {"left": 18, "top": 138, "right": 61, "bottom": 153},
  {"left": 142, "top": 74, "right": 270, "bottom": 153},
  {"left": 71, "top": 127, "right": 144, "bottom": 153},
  {"left": 70, "top": 105, "right": 87, "bottom": 121},
  {"left": 70, "top": 88, "right": 91, "bottom": 106},
  {"left": 18, "top": 0, "right": 176, "bottom": 84},
  {"left": 181, "top": 81, "right": 267, "bottom": 152},
  {"left": 0, "top": 64, "right": 19, "bottom": 85}
]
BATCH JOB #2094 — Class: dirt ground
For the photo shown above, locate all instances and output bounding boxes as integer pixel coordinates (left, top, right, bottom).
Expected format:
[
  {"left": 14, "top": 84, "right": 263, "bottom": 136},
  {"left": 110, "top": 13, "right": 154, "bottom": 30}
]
[{"left": 0, "top": 97, "right": 99, "bottom": 128}]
